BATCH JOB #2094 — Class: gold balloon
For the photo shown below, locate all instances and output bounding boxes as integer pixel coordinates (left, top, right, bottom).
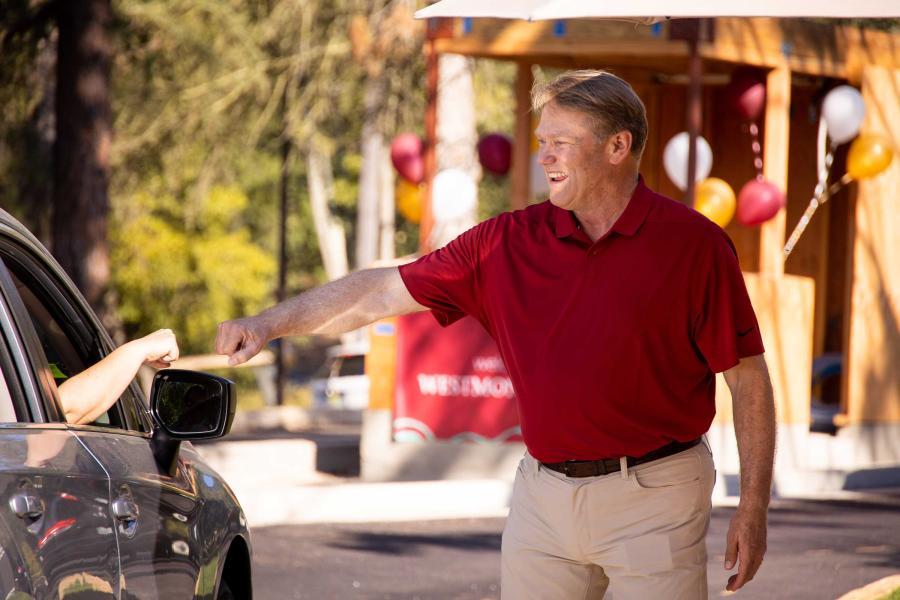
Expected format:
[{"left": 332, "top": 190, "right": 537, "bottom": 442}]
[
  {"left": 694, "top": 177, "right": 736, "bottom": 228},
  {"left": 847, "top": 134, "right": 895, "bottom": 180},
  {"left": 396, "top": 179, "right": 423, "bottom": 224}
]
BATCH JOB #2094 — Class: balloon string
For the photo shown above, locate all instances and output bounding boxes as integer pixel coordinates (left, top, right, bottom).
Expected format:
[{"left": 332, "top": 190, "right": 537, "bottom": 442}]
[
  {"left": 749, "top": 122, "right": 764, "bottom": 180},
  {"left": 783, "top": 171, "right": 852, "bottom": 258}
]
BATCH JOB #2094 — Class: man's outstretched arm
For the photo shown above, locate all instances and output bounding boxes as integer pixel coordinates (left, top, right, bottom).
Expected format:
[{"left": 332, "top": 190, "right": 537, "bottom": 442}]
[
  {"left": 216, "top": 267, "right": 426, "bottom": 366},
  {"left": 721, "top": 353, "right": 776, "bottom": 592}
]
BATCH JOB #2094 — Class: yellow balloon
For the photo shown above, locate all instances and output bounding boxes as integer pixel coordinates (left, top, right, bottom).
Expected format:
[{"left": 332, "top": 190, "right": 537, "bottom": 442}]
[
  {"left": 396, "top": 179, "right": 423, "bottom": 224},
  {"left": 694, "top": 177, "right": 736, "bottom": 228},
  {"left": 847, "top": 134, "right": 894, "bottom": 180}
]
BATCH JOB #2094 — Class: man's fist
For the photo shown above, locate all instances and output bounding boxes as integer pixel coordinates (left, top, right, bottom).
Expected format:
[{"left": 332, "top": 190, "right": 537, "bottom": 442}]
[{"left": 216, "top": 317, "right": 270, "bottom": 366}]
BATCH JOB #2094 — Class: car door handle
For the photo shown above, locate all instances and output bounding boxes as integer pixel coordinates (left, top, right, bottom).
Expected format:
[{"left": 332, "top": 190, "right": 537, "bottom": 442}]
[
  {"left": 112, "top": 498, "right": 139, "bottom": 521},
  {"left": 9, "top": 493, "right": 43, "bottom": 519}
]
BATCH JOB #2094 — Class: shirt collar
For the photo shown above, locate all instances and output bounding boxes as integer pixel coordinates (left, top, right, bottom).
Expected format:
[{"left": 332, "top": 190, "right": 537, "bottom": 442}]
[{"left": 551, "top": 175, "right": 654, "bottom": 239}]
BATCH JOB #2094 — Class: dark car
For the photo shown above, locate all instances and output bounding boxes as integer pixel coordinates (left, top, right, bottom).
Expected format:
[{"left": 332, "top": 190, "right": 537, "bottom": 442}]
[{"left": 0, "top": 209, "right": 251, "bottom": 599}]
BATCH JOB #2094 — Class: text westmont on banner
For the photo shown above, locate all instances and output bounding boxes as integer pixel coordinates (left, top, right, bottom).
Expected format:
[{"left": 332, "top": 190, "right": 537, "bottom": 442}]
[{"left": 393, "top": 312, "right": 522, "bottom": 443}]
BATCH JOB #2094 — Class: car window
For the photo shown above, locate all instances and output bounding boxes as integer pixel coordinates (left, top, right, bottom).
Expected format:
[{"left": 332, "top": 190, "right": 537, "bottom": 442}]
[
  {"left": 3, "top": 263, "right": 144, "bottom": 431},
  {"left": 338, "top": 355, "right": 365, "bottom": 377}
]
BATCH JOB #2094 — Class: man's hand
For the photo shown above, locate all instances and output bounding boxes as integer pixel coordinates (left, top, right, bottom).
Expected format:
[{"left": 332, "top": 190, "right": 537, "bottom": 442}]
[
  {"left": 724, "top": 505, "right": 768, "bottom": 591},
  {"left": 134, "top": 328, "right": 179, "bottom": 368},
  {"left": 216, "top": 317, "right": 270, "bottom": 366},
  {"left": 723, "top": 355, "right": 774, "bottom": 592}
]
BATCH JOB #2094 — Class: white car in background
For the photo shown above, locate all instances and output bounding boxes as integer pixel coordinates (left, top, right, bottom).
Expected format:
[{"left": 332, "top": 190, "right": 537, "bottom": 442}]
[{"left": 311, "top": 341, "right": 369, "bottom": 410}]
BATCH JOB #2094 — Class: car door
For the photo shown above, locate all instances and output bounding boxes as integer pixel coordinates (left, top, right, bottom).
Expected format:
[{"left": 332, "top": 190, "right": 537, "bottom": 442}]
[
  {"left": 0, "top": 243, "right": 206, "bottom": 598},
  {"left": 0, "top": 259, "right": 119, "bottom": 599}
]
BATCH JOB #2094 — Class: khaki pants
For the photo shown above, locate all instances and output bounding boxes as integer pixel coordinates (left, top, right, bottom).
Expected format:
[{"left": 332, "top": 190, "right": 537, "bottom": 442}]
[{"left": 501, "top": 442, "right": 715, "bottom": 600}]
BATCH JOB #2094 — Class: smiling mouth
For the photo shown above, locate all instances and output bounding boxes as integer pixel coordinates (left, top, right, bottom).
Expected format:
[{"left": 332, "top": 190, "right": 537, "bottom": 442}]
[{"left": 547, "top": 172, "right": 568, "bottom": 183}]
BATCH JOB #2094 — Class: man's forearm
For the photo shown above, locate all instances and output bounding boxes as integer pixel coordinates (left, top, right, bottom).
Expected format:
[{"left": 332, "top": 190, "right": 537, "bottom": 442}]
[
  {"left": 730, "top": 357, "right": 776, "bottom": 510},
  {"left": 256, "top": 267, "right": 419, "bottom": 339}
]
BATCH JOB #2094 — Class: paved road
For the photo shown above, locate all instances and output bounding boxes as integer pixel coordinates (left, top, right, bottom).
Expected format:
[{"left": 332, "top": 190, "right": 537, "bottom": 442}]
[{"left": 251, "top": 497, "right": 900, "bottom": 600}]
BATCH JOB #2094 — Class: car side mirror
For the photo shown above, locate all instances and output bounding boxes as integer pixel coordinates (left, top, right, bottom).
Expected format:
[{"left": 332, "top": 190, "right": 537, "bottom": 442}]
[
  {"left": 149, "top": 369, "right": 236, "bottom": 475},
  {"left": 150, "top": 369, "right": 236, "bottom": 439}
]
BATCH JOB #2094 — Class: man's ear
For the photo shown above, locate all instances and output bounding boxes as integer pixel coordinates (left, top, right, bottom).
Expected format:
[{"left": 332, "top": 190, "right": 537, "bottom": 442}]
[{"left": 607, "top": 131, "right": 633, "bottom": 165}]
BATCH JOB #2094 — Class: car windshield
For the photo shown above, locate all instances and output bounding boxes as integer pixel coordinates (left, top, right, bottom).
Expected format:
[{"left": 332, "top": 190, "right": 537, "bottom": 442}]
[{"left": 337, "top": 355, "right": 365, "bottom": 377}]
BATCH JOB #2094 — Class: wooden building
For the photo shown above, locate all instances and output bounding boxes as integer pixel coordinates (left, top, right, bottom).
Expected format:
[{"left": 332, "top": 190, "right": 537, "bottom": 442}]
[{"left": 395, "top": 17, "right": 900, "bottom": 492}]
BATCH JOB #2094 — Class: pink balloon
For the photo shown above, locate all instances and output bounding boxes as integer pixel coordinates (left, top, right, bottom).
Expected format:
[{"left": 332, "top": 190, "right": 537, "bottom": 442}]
[
  {"left": 726, "top": 68, "right": 766, "bottom": 122},
  {"left": 477, "top": 133, "right": 512, "bottom": 176},
  {"left": 390, "top": 133, "right": 424, "bottom": 184},
  {"left": 737, "top": 179, "right": 785, "bottom": 226}
]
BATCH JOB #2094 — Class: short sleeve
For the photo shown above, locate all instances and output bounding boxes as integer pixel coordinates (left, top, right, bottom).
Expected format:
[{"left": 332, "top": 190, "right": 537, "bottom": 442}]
[
  {"left": 398, "top": 223, "right": 485, "bottom": 327},
  {"left": 692, "top": 232, "right": 765, "bottom": 372}
]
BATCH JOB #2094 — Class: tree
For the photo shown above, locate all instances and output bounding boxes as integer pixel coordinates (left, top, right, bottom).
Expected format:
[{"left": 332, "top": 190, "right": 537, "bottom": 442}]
[
  {"left": 350, "top": 2, "right": 423, "bottom": 267},
  {"left": 1, "top": 0, "right": 428, "bottom": 351},
  {"left": 53, "top": 0, "right": 118, "bottom": 332},
  {"left": 0, "top": 1, "right": 56, "bottom": 239}
]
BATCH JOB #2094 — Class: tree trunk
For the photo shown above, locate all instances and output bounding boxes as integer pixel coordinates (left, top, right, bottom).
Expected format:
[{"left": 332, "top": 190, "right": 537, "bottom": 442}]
[
  {"left": 432, "top": 53, "right": 479, "bottom": 249},
  {"left": 307, "top": 150, "right": 348, "bottom": 281},
  {"left": 22, "top": 32, "right": 57, "bottom": 245},
  {"left": 378, "top": 149, "right": 395, "bottom": 262},
  {"left": 52, "top": 0, "right": 118, "bottom": 335},
  {"left": 355, "top": 77, "right": 385, "bottom": 270}
]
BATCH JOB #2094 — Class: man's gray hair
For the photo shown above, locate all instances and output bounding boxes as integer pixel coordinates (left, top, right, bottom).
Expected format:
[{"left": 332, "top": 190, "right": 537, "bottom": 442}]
[{"left": 532, "top": 70, "right": 648, "bottom": 158}]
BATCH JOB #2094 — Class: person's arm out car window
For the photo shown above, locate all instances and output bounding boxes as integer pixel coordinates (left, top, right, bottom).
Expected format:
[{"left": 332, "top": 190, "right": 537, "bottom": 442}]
[{"left": 58, "top": 329, "right": 178, "bottom": 425}]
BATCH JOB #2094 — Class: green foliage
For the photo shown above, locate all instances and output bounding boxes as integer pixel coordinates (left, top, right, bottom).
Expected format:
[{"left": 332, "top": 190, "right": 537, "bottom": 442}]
[
  {"left": 102, "top": 0, "right": 422, "bottom": 348},
  {"left": 473, "top": 59, "right": 517, "bottom": 219},
  {"left": 473, "top": 59, "right": 516, "bottom": 137},
  {"left": 881, "top": 586, "right": 900, "bottom": 600},
  {"left": 0, "top": 0, "right": 504, "bottom": 352},
  {"left": 111, "top": 186, "right": 275, "bottom": 354}
]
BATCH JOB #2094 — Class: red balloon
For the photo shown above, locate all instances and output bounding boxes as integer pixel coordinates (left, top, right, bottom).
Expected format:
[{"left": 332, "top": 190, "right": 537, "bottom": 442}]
[
  {"left": 477, "top": 133, "right": 512, "bottom": 176},
  {"left": 390, "top": 133, "right": 424, "bottom": 184},
  {"left": 726, "top": 68, "right": 766, "bottom": 122},
  {"left": 737, "top": 179, "right": 785, "bottom": 226}
]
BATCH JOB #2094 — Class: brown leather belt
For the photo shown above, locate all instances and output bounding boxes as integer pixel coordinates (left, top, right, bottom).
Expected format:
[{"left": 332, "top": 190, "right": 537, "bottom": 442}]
[{"left": 540, "top": 438, "right": 702, "bottom": 478}]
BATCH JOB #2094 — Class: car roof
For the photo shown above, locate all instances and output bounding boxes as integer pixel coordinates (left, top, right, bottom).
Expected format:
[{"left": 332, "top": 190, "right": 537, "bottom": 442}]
[{"left": 0, "top": 208, "right": 90, "bottom": 299}]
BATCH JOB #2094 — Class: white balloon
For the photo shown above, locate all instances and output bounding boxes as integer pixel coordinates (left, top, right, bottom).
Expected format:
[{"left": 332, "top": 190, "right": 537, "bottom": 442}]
[
  {"left": 432, "top": 169, "right": 477, "bottom": 222},
  {"left": 823, "top": 85, "right": 865, "bottom": 145},
  {"left": 663, "top": 132, "right": 713, "bottom": 191}
]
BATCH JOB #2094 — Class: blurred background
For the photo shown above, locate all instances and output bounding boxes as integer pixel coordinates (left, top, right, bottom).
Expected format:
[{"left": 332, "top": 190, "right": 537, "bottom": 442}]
[{"left": 0, "top": 0, "right": 521, "bottom": 411}]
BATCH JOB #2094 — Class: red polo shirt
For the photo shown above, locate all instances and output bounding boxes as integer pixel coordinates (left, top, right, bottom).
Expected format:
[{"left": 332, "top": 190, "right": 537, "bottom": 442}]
[{"left": 398, "top": 179, "right": 764, "bottom": 462}]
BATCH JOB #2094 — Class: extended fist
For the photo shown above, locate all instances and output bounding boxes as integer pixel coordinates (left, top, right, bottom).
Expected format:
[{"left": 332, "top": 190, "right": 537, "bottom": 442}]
[
  {"left": 135, "top": 328, "right": 179, "bottom": 369},
  {"left": 216, "top": 317, "right": 270, "bottom": 366}
]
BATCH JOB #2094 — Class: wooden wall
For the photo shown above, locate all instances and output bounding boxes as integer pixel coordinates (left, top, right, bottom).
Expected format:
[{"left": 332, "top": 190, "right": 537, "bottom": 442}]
[
  {"left": 845, "top": 66, "right": 900, "bottom": 423},
  {"left": 437, "top": 18, "right": 900, "bottom": 82},
  {"left": 635, "top": 81, "right": 762, "bottom": 271},
  {"left": 714, "top": 273, "right": 815, "bottom": 425}
]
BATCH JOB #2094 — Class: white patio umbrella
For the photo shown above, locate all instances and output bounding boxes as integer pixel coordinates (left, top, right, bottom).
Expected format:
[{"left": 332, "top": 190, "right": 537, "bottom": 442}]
[{"left": 415, "top": 0, "right": 899, "bottom": 20}]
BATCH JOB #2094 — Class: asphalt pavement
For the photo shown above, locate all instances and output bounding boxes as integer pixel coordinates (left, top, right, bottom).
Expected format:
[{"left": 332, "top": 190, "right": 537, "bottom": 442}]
[{"left": 250, "top": 496, "right": 900, "bottom": 600}]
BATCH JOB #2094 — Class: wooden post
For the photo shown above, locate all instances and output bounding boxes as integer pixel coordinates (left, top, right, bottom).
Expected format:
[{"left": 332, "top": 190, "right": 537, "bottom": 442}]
[
  {"left": 685, "top": 35, "right": 702, "bottom": 207},
  {"left": 511, "top": 62, "right": 533, "bottom": 211},
  {"left": 420, "top": 38, "right": 439, "bottom": 253},
  {"left": 759, "top": 64, "right": 791, "bottom": 275},
  {"left": 844, "top": 65, "right": 900, "bottom": 424}
]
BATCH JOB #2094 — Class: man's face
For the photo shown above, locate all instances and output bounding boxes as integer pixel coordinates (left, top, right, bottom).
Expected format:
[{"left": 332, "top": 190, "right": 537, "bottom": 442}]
[{"left": 535, "top": 101, "right": 608, "bottom": 212}]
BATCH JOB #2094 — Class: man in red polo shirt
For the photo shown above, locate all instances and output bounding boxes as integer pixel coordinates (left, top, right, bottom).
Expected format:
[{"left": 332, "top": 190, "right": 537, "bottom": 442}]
[{"left": 216, "top": 70, "right": 775, "bottom": 599}]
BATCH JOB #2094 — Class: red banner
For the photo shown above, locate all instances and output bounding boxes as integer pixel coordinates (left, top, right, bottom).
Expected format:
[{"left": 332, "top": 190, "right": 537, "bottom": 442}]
[{"left": 393, "top": 312, "right": 521, "bottom": 443}]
